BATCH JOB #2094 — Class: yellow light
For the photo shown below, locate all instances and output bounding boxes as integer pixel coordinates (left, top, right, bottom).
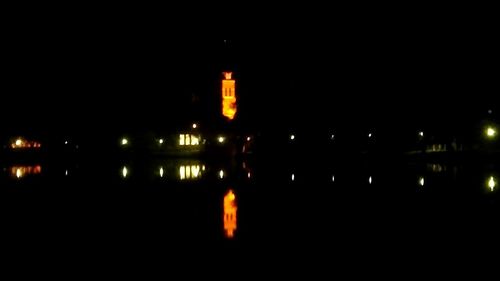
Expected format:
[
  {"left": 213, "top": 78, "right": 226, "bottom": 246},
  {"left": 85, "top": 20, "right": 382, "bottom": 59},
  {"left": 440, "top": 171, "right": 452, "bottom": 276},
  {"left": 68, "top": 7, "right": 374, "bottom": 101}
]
[
  {"left": 219, "top": 170, "right": 225, "bottom": 179},
  {"left": 218, "top": 136, "right": 225, "bottom": 143},
  {"left": 190, "top": 166, "right": 198, "bottom": 178},
  {"left": 121, "top": 138, "right": 128, "bottom": 146},
  {"left": 191, "top": 135, "right": 200, "bottom": 145},
  {"left": 486, "top": 127, "right": 496, "bottom": 138},
  {"left": 419, "top": 177, "right": 425, "bottom": 187},
  {"left": 16, "top": 168, "right": 22, "bottom": 179},
  {"left": 179, "top": 165, "right": 202, "bottom": 180},
  {"left": 290, "top": 135, "right": 295, "bottom": 141},
  {"left": 159, "top": 139, "right": 164, "bottom": 144},
  {"left": 159, "top": 167, "right": 164, "bottom": 178},
  {"left": 419, "top": 131, "right": 424, "bottom": 137},
  {"left": 223, "top": 190, "right": 237, "bottom": 238},
  {"left": 179, "top": 134, "right": 185, "bottom": 145},
  {"left": 180, "top": 166, "right": 185, "bottom": 180},
  {"left": 192, "top": 123, "right": 198, "bottom": 129},
  {"left": 488, "top": 176, "right": 496, "bottom": 192},
  {"left": 122, "top": 167, "right": 128, "bottom": 178},
  {"left": 15, "top": 139, "right": 22, "bottom": 146}
]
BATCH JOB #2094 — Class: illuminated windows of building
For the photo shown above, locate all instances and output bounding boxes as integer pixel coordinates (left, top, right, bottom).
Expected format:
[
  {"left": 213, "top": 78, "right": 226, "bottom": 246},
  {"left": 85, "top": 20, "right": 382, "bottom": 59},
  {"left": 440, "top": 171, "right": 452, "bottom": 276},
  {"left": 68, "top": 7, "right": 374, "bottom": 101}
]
[
  {"left": 223, "top": 190, "right": 237, "bottom": 239},
  {"left": 222, "top": 72, "right": 237, "bottom": 120},
  {"left": 179, "top": 134, "right": 201, "bottom": 146}
]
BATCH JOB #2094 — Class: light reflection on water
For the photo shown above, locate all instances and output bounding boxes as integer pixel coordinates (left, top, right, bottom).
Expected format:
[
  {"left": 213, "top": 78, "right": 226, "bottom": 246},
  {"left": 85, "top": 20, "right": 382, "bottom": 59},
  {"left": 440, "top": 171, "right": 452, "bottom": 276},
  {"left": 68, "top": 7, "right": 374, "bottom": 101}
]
[
  {"left": 9, "top": 165, "right": 42, "bottom": 179},
  {"left": 223, "top": 189, "right": 237, "bottom": 239},
  {"left": 419, "top": 177, "right": 425, "bottom": 187},
  {"left": 1, "top": 160, "right": 499, "bottom": 242}
]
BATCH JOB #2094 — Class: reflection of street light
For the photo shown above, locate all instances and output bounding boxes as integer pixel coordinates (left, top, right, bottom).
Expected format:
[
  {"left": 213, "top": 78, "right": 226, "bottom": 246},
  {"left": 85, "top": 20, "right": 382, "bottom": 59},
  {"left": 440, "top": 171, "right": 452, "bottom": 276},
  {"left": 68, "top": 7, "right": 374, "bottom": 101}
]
[
  {"left": 419, "top": 177, "right": 425, "bottom": 187},
  {"left": 122, "top": 167, "right": 128, "bottom": 178}
]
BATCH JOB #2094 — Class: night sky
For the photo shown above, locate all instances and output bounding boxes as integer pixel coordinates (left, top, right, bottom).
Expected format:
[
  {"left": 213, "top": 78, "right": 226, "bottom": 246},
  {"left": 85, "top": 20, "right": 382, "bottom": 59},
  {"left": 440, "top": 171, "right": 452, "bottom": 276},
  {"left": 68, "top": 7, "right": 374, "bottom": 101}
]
[{"left": 2, "top": 20, "right": 497, "bottom": 135}]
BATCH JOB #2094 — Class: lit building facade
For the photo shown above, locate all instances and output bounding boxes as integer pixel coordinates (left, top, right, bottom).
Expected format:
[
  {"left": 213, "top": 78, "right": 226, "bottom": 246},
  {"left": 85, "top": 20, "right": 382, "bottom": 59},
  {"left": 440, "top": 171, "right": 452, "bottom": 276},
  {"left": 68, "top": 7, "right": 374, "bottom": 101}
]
[{"left": 222, "top": 72, "right": 237, "bottom": 120}]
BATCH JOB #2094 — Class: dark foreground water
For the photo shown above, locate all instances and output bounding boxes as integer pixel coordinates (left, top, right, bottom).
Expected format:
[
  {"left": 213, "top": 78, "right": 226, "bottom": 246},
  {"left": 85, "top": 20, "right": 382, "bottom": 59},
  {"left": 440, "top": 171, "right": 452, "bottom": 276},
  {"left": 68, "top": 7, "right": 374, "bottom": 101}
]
[{"left": 2, "top": 156, "right": 500, "bottom": 265}]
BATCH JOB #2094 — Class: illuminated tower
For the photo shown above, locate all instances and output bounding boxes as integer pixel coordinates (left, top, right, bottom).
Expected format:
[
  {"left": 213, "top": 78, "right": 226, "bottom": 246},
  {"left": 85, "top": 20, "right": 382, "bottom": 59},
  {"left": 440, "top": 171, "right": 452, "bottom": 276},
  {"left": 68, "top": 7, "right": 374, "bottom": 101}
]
[{"left": 222, "top": 72, "right": 237, "bottom": 120}]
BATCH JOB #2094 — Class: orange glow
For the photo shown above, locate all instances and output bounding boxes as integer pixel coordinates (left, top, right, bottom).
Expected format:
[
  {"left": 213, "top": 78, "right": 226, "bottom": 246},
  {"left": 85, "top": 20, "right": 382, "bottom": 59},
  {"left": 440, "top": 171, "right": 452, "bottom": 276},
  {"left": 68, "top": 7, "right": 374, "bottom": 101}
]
[
  {"left": 222, "top": 72, "right": 237, "bottom": 120},
  {"left": 11, "top": 138, "right": 41, "bottom": 149},
  {"left": 10, "top": 165, "right": 42, "bottom": 178},
  {"left": 223, "top": 189, "right": 237, "bottom": 238}
]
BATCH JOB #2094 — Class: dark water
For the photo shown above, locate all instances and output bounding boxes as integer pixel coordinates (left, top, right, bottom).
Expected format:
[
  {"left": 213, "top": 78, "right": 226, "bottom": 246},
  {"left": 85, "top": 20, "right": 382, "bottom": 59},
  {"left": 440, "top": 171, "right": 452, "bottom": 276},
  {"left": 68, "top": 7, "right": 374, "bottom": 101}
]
[{"left": 2, "top": 156, "right": 500, "bottom": 263}]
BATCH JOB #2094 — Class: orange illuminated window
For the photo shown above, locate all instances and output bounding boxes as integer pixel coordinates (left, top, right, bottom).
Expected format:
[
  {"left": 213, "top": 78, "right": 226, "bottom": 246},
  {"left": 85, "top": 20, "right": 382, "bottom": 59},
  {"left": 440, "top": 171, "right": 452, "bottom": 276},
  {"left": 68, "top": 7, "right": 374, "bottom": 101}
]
[
  {"left": 222, "top": 72, "right": 237, "bottom": 120},
  {"left": 223, "top": 189, "right": 237, "bottom": 238}
]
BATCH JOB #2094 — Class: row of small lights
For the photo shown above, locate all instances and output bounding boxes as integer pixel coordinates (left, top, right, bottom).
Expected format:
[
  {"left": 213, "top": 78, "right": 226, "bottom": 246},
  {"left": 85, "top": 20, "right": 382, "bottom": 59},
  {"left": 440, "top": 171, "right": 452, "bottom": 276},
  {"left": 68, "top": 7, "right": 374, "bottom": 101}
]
[
  {"left": 13, "top": 125, "right": 496, "bottom": 149},
  {"left": 39, "top": 126, "right": 500, "bottom": 147},
  {"left": 288, "top": 126, "right": 497, "bottom": 142}
]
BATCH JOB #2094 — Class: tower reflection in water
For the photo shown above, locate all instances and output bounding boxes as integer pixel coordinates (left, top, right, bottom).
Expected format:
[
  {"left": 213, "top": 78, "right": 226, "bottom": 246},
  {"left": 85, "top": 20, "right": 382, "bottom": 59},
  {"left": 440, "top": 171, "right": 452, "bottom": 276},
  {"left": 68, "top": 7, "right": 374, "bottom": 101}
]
[{"left": 223, "top": 189, "right": 237, "bottom": 239}]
